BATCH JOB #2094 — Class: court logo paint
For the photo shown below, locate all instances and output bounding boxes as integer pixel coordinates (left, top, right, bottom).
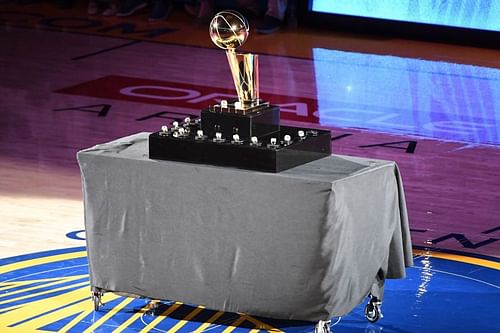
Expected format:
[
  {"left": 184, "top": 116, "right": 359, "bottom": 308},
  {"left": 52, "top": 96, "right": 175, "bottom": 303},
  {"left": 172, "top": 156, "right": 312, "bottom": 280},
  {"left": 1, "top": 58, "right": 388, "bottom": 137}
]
[
  {"left": 0, "top": 247, "right": 286, "bottom": 332},
  {"left": 1, "top": 247, "right": 499, "bottom": 332},
  {"left": 56, "top": 75, "right": 318, "bottom": 124}
]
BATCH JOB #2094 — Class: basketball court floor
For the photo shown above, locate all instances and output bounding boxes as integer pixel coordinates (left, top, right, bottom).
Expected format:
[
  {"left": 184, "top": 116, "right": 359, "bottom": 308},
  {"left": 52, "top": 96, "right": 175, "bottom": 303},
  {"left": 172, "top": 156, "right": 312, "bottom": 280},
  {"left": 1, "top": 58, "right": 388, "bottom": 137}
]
[{"left": 0, "top": 1, "right": 499, "bottom": 332}]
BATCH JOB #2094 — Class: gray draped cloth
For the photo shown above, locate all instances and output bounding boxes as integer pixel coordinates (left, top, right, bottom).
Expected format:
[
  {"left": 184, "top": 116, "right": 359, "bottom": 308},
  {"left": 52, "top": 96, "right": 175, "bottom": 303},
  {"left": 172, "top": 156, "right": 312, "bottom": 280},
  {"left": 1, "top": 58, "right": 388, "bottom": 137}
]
[{"left": 77, "top": 132, "right": 413, "bottom": 322}]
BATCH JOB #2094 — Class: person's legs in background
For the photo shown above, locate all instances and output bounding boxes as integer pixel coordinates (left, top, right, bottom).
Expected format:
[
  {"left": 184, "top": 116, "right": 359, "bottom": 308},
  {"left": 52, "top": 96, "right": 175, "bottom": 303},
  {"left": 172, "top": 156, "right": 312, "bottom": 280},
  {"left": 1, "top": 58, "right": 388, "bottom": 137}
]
[
  {"left": 116, "top": 0, "right": 148, "bottom": 17},
  {"left": 88, "top": 0, "right": 118, "bottom": 16},
  {"left": 88, "top": 0, "right": 99, "bottom": 14},
  {"left": 184, "top": 0, "right": 215, "bottom": 23},
  {"left": 102, "top": 0, "right": 118, "bottom": 16},
  {"left": 115, "top": 0, "right": 173, "bottom": 21},
  {"left": 184, "top": 0, "right": 288, "bottom": 33},
  {"left": 149, "top": 0, "right": 174, "bottom": 22},
  {"left": 238, "top": 0, "right": 288, "bottom": 34},
  {"left": 256, "top": 0, "right": 287, "bottom": 34}
]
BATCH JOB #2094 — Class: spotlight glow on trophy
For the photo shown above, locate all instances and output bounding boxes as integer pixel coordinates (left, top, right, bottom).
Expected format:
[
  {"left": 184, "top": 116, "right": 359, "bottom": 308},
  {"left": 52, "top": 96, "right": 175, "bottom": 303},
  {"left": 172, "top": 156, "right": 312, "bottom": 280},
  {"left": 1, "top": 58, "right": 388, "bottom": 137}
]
[{"left": 148, "top": 11, "right": 331, "bottom": 173}]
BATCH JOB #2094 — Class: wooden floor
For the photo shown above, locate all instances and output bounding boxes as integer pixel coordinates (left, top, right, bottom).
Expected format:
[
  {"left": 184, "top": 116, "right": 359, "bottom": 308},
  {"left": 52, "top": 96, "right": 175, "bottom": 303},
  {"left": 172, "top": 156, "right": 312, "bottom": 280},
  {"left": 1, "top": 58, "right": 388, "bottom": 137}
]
[{"left": 0, "top": 1, "right": 500, "bottom": 259}]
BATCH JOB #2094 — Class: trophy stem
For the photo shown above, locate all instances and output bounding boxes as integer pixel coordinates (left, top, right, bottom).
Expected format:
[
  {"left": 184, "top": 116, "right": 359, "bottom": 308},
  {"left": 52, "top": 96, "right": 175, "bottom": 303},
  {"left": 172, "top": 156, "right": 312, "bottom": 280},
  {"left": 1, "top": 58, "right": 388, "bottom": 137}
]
[{"left": 226, "top": 50, "right": 260, "bottom": 108}]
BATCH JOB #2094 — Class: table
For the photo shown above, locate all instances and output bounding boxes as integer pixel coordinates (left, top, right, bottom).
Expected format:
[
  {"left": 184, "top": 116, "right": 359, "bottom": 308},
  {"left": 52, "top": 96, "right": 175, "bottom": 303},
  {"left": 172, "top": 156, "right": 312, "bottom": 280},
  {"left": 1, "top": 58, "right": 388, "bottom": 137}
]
[{"left": 77, "top": 132, "right": 413, "bottom": 322}]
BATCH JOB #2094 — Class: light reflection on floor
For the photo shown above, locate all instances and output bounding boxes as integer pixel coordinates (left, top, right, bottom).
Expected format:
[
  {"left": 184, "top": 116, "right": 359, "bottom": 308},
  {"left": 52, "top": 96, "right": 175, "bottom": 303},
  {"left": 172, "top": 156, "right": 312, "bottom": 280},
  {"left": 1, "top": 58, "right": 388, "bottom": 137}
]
[{"left": 313, "top": 48, "right": 500, "bottom": 145}]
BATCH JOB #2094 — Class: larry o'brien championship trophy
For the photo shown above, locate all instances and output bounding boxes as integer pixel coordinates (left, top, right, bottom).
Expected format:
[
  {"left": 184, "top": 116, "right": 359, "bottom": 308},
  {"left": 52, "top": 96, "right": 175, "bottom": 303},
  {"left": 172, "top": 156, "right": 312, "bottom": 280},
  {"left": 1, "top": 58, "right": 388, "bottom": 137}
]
[{"left": 149, "top": 11, "right": 331, "bottom": 172}]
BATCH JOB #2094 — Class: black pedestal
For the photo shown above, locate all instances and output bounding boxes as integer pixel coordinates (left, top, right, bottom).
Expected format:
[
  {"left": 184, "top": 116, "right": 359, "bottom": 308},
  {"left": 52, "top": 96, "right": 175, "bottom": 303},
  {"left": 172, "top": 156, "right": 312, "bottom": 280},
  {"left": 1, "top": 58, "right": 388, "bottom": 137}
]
[
  {"left": 201, "top": 103, "right": 280, "bottom": 139},
  {"left": 149, "top": 104, "right": 332, "bottom": 173},
  {"left": 149, "top": 126, "right": 331, "bottom": 172}
]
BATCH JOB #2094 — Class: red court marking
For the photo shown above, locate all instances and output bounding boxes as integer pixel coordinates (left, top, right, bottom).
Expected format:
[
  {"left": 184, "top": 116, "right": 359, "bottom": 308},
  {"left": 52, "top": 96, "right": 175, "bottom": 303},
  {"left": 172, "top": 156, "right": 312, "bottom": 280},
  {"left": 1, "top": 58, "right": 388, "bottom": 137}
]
[{"left": 56, "top": 75, "right": 319, "bottom": 124}]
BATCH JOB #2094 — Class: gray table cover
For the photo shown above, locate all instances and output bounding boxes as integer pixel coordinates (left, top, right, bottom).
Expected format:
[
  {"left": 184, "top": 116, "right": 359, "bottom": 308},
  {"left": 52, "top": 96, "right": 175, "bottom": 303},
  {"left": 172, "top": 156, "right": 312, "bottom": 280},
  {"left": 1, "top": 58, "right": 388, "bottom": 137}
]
[{"left": 77, "top": 132, "right": 413, "bottom": 322}]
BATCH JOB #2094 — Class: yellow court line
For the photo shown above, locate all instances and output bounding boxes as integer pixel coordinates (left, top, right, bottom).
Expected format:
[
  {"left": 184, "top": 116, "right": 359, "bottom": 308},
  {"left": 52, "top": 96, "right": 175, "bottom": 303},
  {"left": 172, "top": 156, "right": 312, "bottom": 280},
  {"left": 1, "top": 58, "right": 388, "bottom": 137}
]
[
  {"left": 0, "top": 281, "right": 89, "bottom": 306},
  {"left": 113, "top": 303, "right": 153, "bottom": 333},
  {"left": 0, "top": 327, "right": 53, "bottom": 333},
  {"left": 1, "top": 303, "right": 33, "bottom": 313},
  {"left": 222, "top": 315, "right": 247, "bottom": 333},
  {"left": 413, "top": 250, "right": 500, "bottom": 270},
  {"left": 244, "top": 315, "right": 284, "bottom": 332},
  {"left": 0, "top": 306, "right": 21, "bottom": 314},
  {"left": 0, "top": 276, "right": 75, "bottom": 291},
  {"left": 15, "top": 290, "right": 121, "bottom": 331},
  {"left": 0, "top": 287, "right": 90, "bottom": 329},
  {"left": 0, "top": 275, "right": 88, "bottom": 299},
  {"left": 64, "top": 290, "right": 125, "bottom": 330},
  {"left": 139, "top": 302, "right": 182, "bottom": 333},
  {"left": 59, "top": 309, "right": 94, "bottom": 332},
  {"left": 83, "top": 297, "right": 135, "bottom": 333},
  {"left": 0, "top": 283, "right": 16, "bottom": 292},
  {"left": 0, "top": 251, "right": 87, "bottom": 275},
  {"left": 166, "top": 306, "right": 205, "bottom": 333},
  {"left": 191, "top": 310, "right": 224, "bottom": 333}
]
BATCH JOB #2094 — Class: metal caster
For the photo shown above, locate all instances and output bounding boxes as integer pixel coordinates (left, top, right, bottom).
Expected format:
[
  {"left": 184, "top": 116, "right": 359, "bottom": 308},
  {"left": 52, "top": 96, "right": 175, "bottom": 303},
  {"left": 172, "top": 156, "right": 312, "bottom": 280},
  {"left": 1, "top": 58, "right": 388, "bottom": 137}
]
[
  {"left": 315, "top": 320, "right": 331, "bottom": 333},
  {"left": 364, "top": 295, "right": 383, "bottom": 323},
  {"left": 92, "top": 290, "right": 104, "bottom": 311},
  {"left": 146, "top": 300, "right": 160, "bottom": 314}
]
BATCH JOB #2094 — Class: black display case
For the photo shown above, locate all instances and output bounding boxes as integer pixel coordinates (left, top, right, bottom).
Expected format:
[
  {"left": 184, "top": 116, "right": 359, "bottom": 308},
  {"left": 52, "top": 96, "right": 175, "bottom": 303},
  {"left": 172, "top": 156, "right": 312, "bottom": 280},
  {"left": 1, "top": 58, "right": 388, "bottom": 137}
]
[{"left": 149, "top": 101, "right": 331, "bottom": 172}]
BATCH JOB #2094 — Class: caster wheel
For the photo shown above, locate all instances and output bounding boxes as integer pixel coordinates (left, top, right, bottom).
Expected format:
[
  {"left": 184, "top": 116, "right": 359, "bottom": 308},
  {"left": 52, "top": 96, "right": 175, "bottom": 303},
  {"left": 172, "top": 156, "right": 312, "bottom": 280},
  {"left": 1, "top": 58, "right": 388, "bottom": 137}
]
[
  {"left": 92, "top": 294, "right": 99, "bottom": 311},
  {"left": 92, "top": 291, "right": 103, "bottom": 311},
  {"left": 314, "top": 320, "right": 331, "bottom": 333},
  {"left": 364, "top": 301, "right": 382, "bottom": 323},
  {"left": 146, "top": 300, "right": 160, "bottom": 314}
]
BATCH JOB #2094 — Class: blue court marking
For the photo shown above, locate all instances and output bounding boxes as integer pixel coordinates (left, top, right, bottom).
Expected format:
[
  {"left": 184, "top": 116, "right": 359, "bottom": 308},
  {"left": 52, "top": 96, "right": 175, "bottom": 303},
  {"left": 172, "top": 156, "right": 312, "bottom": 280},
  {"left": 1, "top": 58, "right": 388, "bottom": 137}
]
[
  {"left": 65, "top": 230, "right": 86, "bottom": 241},
  {"left": 0, "top": 247, "right": 498, "bottom": 332}
]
